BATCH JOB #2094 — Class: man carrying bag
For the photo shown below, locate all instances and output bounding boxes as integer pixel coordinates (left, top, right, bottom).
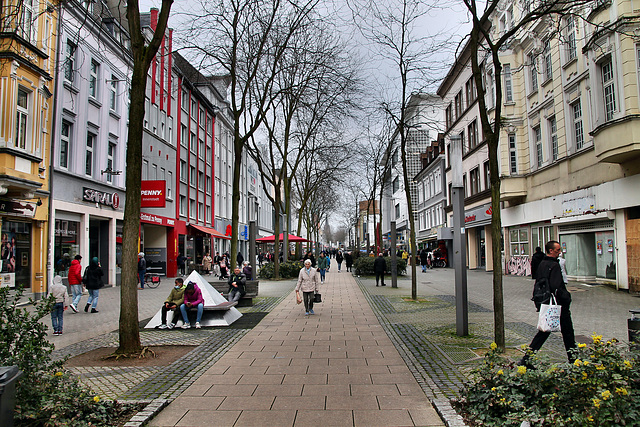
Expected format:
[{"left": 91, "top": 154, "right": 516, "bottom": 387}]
[{"left": 520, "top": 240, "right": 576, "bottom": 366}]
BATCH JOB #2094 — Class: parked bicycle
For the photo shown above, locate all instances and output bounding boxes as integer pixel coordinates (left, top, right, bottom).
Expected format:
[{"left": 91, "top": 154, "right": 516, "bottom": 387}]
[{"left": 144, "top": 272, "right": 161, "bottom": 289}]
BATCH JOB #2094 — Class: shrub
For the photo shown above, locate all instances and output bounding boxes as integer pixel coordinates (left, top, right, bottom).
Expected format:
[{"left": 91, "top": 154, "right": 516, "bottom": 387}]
[
  {"left": 0, "top": 286, "right": 137, "bottom": 426},
  {"left": 454, "top": 336, "right": 640, "bottom": 426},
  {"left": 259, "top": 260, "right": 304, "bottom": 279},
  {"left": 353, "top": 256, "right": 407, "bottom": 275}
]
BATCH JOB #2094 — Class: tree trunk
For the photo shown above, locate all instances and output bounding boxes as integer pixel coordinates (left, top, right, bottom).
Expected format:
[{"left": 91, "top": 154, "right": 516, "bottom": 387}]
[{"left": 488, "top": 135, "right": 505, "bottom": 349}]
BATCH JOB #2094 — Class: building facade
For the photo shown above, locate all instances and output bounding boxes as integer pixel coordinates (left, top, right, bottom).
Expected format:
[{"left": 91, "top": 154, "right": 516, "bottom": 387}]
[{"left": 1, "top": 0, "right": 60, "bottom": 294}]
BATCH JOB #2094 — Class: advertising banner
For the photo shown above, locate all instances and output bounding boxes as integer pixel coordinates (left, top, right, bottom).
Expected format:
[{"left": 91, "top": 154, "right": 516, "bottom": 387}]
[{"left": 141, "top": 180, "right": 166, "bottom": 208}]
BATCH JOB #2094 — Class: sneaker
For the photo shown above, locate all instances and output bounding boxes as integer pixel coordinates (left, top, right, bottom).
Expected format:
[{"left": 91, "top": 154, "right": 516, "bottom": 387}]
[
  {"left": 309, "top": 309, "right": 315, "bottom": 315},
  {"left": 70, "top": 304, "right": 78, "bottom": 313},
  {"left": 91, "top": 308, "right": 99, "bottom": 313},
  {"left": 305, "top": 312, "right": 309, "bottom": 316},
  {"left": 52, "top": 331, "right": 59, "bottom": 336},
  {"left": 167, "top": 323, "right": 175, "bottom": 330},
  {"left": 195, "top": 322, "right": 201, "bottom": 329},
  {"left": 158, "top": 324, "right": 168, "bottom": 329},
  {"left": 84, "top": 304, "right": 90, "bottom": 312},
  {"left": 58, "top": 330, "right": 63, "bottom": 335},
  {"left": 381, "top": 284, "right": 386, "bottom": 286},
  {"left": 181, "top": 323, "right": 191, "bottom": 329}
]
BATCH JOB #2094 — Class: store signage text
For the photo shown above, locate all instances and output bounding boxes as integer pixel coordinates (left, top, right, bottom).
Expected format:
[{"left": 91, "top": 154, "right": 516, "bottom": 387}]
[
  {"left": 83, "top": 187, "right": 120, "bottom": 209},
  {"left": 141, "top": 180, "right": 166, "bottom": 208},
  {"left": 140, "top": 212, "right": 175, "bottom": 227}
]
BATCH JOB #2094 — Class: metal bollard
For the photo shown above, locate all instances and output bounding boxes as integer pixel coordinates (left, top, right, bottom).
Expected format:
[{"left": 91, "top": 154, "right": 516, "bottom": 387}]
[{"left": 628, "top": 309, "right": 640, "bottom": 350}]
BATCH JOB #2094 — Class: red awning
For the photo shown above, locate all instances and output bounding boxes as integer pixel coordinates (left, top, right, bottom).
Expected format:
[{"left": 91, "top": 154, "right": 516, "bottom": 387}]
[
  {"left": 256, "top": 233, "right": 308, "bottom": 243},
  {"left": 189, "top": 224, "right": 231, "bottom": 240}
]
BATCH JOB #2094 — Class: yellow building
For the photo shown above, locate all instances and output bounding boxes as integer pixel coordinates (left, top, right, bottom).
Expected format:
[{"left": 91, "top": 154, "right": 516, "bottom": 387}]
[
  {"left": 0, "top": 0, "right": 58, "bottom": 295},
  {"left": 496, "top": 0, "right": 640, "bottom": 290}
]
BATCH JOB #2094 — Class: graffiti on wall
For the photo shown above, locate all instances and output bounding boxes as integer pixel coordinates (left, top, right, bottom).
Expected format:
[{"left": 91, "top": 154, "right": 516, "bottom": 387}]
[{"left": 505, "top": 256, "right": 531, "bottom": 276}]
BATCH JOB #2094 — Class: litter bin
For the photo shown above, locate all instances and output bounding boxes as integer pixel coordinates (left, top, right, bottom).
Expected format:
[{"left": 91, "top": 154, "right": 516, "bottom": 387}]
[
  {"left": 0, "top": 366, "right": 22, "bottom": 427},
  {"left": 629, "top": 309, "right": 640, "bottom": 350}
]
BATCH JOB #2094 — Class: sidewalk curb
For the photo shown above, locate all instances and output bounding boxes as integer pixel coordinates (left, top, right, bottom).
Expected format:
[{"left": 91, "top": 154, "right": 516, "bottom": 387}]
[{"left": 122, "top": 398, "right": 169, "bottom": 427}]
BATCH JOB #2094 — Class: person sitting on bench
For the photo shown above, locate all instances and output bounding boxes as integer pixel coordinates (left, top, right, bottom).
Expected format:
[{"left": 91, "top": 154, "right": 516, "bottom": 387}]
[
  {"left": 159, "top": 278, "right": 185, "bottom": 329},
  {"left": 180, "top": 281, "right": 204, "bottom": 329},
  {"left": 228, "top": 266, "right": 247, "bottom": 303}
]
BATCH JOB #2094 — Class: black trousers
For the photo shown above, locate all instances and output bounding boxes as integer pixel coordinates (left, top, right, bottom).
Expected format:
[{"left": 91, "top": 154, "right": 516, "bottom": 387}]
[
  {"left": 375, "top": 272, "right": 385, "bottom": 286},
  {"left": 302, "top": 291, "right": 315, "bottom": 312},
  {"left": 161, "top": 305, "right": 179, "bottom": 324},
  {"left": 529, "top": 304, "right": 576, "bottom": 361}
]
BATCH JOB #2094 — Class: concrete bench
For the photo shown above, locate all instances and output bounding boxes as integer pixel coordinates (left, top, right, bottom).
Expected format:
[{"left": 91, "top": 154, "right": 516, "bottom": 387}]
[{"left": 208, "top": 280, "right": 259, "bottom": 306}]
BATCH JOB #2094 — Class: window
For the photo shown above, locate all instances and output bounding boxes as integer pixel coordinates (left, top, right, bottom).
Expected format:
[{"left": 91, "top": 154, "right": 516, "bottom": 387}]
[
  {"left": 534, "top": 125, "right": 542, "bottom": 167},
  {"left": 109, "top": 74, "right": 117, "bottom": 111},
  {"left": 191, "top": 100, "right": 197, "bottom": 117},
  {"left": 20, "top": 0, "right": 35, "bottom": 42},
  {"left": 602, "top": 60, "right": 616, "bottom": 121},
  {"left": 543, "top": 40, "right": 553, "bottom": 81},
  {"left": 189, "top": 199, "right": 196, "bottom": 219},
  {"left": 455, "top": 91, "right": 463, "bottom": 118},
  {"left": 89, "top": 60, "right": 99, "bottom": 98},
  {"left": 82, "top": 0, "right": 94, "bottom": 13},
  {"left": 395, "top": 203, "right": 400, "bottom": 219},
  {"left": 528, "top": 52, "right": 538, "bottom": 92},
  {"left": 64, "top": 41, "right": 76, "bottom": 82},
  {"left": 468, "top": 120, "right": 478, "bottom": 150},
  {"left": 199, "top": 138, "right": 204, "bottom": 158},
  {"left": 60, "top": 121, "right": 71, "bottom": 168},
  {"left": 181, "top": 90, "right": 189, "bottom": 111},
  {"left": 85, "top": 133, "right": 95, "bottom": 176},
  {"left": 198, "top": 202, "right": 204, "bottom": 220},
  {"left": 190, "top": 166, "right": 196, "bottom": 186},
  {"left": 180, "top": 160, "right": 187, "bottom": 182},
  {"left": 198, "top": 171, "right": 204, "bottom": 190},
  {"left": 206, "top": 176, "right": 211, "bottom": 194},
  {"left": 573, "top": 100, "right": 584, "bottom": 150},
  {"left": 470, "top": 167, "right": 480, "bottom": 195},
  {"left": 504, "top": 64, "right": 513, "bottom": 102},
  {"left": 199, "top": 109, "right": 205, "bottom": 126},
  {"left": 151, "top": 164, "right": 157, "bottom": 180},
  {"left": 392, "top": 176, "right": 400, "bottom": 193},
  {"left": 190, "top": 132, "right": 196, "bottom": 153},
  {"left": 549, "top": 116, "right": 558, "bottom": 161},
  {"left": 565, "top": 18, "right": 577, "bottom": 62},
  {"left": 179, "top": 195, "right": 186, "bottom": 215},
  {"left": 445, "top": 104, "right": 452, "bottom": 129},
  {"left": 106, "top": 142, "right": 115, "bottom": 183},
  {"left": 459, "top": 131, "right": 466, "bottom": 154},
  {"left": 167, "top": 171, "right": 173, "bottom": 199},
  {"left": 466, "top": 77, "right": 476, "bottom": 107},
  {"left": 181, "top": 125, "right": 188, "bottom": 147},
  {"left": 509, "top": 228, "right": 529, "bottom": 257},
  {"left": 206, "top": 143, "right": 212, "bottom": 164},
  {"left": 142, "top": 160, "right": 148, "bottom": 180},
  {"left": 508, "top": 133, "right": 517, "bottom": 174},
  {"left": 15, "top": 89, "right": 29, "bottom": 149},
  {"left": 486, "top": 69, "right": 495, "bottom": 108},
  {"left": 484, "top": 161, "right": 490, "bottom": 190}
]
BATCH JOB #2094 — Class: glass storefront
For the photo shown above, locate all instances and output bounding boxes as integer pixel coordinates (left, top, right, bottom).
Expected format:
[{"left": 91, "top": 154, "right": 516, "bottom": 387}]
[
  {"left": 54, "top": 219, "right": 80, "bottom": 276},
  {"left": 1, "top": 221, "right": 31, "bottom": 287},
  {"left": 560, "top": 230, "right": 616, "bottom": 280}
]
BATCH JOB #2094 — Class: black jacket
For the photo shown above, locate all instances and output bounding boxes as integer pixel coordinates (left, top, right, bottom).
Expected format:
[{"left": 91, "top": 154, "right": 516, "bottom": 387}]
[
  {"left": 84, "top": 265, "right": 104, "bottom": 290},
  {"left": 228, "top": 272, "right": 247, "bottom": 296},
  {"left": 373, "top": 256, "right": 386, "bottom": 274},
  {"left": 537, "top": 256, "right": 571, "bottom": 306},
  {"left": 531, "top": 250, "right": 545, "bottom": 279},
  {"left": 344, "top": 253, "right": 353, "bottom": 266}
]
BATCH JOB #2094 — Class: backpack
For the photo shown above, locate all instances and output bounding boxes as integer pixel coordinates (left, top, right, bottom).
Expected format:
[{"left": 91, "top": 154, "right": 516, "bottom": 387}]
[
  {"left": 531, "top": 264, "right": 553, "bottom": 311},
  {"left": 82, "top": 267, "right": 89, "bottom": 285}
]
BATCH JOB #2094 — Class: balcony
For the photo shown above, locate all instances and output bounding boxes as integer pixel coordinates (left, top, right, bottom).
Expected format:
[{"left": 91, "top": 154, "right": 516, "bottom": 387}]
[
  {"left": 500, "top": 176, "right": 527, "bottom": 201},
  {"left": 592, "top": 115, "right": 640, "bottom": 164}
]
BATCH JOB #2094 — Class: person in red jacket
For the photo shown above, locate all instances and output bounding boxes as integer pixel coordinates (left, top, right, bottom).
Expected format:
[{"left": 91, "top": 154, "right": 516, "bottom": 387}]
[{"left": 67, "top": 255, "right": 83, "bottom": 313}]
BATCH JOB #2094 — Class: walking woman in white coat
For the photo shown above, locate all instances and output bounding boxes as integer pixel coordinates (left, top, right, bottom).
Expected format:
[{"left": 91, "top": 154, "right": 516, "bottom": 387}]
[{"left": 295, "top": 259, "right": 320, "bottom": 316}]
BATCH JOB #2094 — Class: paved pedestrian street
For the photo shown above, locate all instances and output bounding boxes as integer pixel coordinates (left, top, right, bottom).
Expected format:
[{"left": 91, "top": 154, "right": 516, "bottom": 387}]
[{"left": 48, "top": 266, "right": 640, "bottom": 426}]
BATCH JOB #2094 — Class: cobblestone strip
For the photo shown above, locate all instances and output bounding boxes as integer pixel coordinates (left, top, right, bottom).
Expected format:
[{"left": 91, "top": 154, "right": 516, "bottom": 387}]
[{"left": 356, "top": 278, "right": 468, "bottom": 427}]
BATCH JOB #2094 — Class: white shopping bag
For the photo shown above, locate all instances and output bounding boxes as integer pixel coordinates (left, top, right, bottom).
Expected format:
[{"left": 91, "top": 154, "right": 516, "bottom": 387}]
[{"left": 537, "top": 294, "right": 561, "bottom": 332}]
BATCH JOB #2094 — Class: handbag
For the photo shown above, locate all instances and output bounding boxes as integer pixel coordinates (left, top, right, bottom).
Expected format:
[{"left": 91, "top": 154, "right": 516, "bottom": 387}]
[
  {"left": 314, "top": 293, "right": 322, "bottom": 303},
  {"left": 537, "top": 294, "right": 561, "bottom": 332},
  {"left": 296, "top": 293, "right": 302, "bottom": 304}
]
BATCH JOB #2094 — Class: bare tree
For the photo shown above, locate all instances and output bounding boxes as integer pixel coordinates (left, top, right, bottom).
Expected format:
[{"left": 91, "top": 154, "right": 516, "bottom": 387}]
[{"left": 118, "top": 0, "right": 173, "bottom": 354}]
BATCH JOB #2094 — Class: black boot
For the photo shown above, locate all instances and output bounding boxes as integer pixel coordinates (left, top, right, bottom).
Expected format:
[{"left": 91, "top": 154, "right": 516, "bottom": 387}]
[
  {"left": 84, "top": 304, "right": 90, "bottom": 312},
  {"left": 91, "top": 308, "right": 99, "bottom": 313}
]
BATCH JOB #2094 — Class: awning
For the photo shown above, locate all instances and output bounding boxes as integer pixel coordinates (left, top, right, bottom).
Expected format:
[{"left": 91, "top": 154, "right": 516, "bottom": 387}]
[
  {"left": 189, "top": 224, "right": 231, "bottom": 240},
  {"left": 256, "top": 233, "right": 308, "bottom": 243}
]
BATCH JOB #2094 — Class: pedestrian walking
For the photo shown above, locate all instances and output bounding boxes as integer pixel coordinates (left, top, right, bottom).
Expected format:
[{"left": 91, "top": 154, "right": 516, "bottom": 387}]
[
  {"left": 83, "top": 257, "right": 104, "bottom": 313},
  {"left": 335, "top": 251, "right": 344, "bottom": 272},
  {"left": 374, "top": 253, "right": 386, "bottom": 287},
  {"left": 317, "top": 252, "right": 329, "bottom": 283},
  {"left": 138, "top": 252, "right": 147, "bottom": 289},
  {"left": 520, "top": 240, "right": 576, "bottom": 365},
  {"left": 68, "top": 254, "right": 83, "bottom": 313},
  {"left": 295, "top": 259, "right": 320, "bottom": 316},
  {"left": 531, "top": 246, "right": 545, "bottom": 279},
  {"left": 420, "top": 249, "right": 429, "bottom": 273},
  {"left": 158, "top": 278, "right": 186, "bottom": 329},
  {"left": 180, "top": 281, "right": 204, "bottom": 329},
  {"left": 237, "top": 252, "right": 244, "bottom": 268},
  {"left": 177, "top": 253, "right": 187, "bottom": 276},
  {"left": 49, "top": 275, "right": 69, "bottom": 335},
  {"left": 345, "top": 251, "right": 353, "bottom": 272},
  {"left": 202, "top": 252, "right": 213, "bottom": 274},
  {"left": 242, "top": 260, "right": 253, "bottom": 280}
]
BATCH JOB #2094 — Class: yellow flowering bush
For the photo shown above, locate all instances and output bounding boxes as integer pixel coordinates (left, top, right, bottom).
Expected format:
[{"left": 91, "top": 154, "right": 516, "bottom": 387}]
[{"left": 455, "top": 337, "right": 640, "bottom": 426}]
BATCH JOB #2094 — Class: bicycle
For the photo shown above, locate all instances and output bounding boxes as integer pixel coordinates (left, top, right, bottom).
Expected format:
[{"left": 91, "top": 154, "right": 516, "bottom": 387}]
[{"left": 144, "top": 272, "right": 161, "bottom": 289}]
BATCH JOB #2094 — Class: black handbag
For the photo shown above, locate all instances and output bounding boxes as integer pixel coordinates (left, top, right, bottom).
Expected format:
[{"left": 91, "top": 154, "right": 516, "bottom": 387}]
[{"left": 314, "top": 293, "right": 322, "bottom": 303}]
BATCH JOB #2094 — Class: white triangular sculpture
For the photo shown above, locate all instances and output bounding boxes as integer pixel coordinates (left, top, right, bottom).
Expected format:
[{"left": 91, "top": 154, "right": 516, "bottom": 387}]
[{"left": 144, "top": 271, "right": 243, "bottom": 328}]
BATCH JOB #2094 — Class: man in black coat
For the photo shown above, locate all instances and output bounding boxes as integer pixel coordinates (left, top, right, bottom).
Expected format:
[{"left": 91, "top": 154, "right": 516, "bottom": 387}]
[
  {"left": 373, "top": 253, "right": 386, "bottom": 287},
  {"left": 521, "top": 240, "right": 576, "bottom": 365},
  {"left": 530, "top": 246, "right": 545, "bottom": 279}
]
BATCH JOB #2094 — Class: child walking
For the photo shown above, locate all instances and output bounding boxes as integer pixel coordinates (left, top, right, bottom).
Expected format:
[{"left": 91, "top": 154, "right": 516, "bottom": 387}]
[{"left": 50, "top": 275, "right": 69, "bottom": 335}]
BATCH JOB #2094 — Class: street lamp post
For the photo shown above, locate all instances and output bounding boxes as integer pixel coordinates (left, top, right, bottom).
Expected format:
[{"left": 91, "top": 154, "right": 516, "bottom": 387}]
[{"left": 451, "top": 135, "right": 468, "bottom": 336}]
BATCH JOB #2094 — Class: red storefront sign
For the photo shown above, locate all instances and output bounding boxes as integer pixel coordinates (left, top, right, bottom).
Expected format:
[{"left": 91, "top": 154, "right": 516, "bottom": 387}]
[
  {"left": 141, "top": 180, "right": 166, "bottom": 207},
  {"left": 140, "top": 212, "right": 175, "bottom": 227}
]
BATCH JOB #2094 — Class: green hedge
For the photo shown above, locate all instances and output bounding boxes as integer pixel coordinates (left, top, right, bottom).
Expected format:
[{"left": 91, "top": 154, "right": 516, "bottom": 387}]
[
  {"left": 353, "top": 256, "right": 407, "bottom": 275},
  {"left": 259, "top": 260, "right": 304, "bottom": 279}
]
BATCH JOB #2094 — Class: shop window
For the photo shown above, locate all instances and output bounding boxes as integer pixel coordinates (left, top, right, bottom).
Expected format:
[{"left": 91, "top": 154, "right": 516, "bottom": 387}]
[
  {"left": 1, "top": 222, "right": 32, "bottom": 287},
  {"left": 509, "top": 228, "right": 529, "bottom": 257},
  {"left": 54, "top": 220, "right": 79, "bottom": 276}
]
